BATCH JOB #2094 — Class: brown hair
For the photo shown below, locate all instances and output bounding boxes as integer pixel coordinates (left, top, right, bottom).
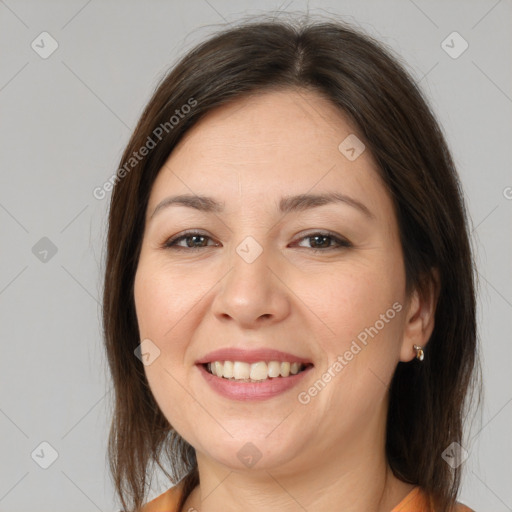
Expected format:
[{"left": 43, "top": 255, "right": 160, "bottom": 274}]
[{"left": 103, "top": 15, "right": 479, "bottom": 512}]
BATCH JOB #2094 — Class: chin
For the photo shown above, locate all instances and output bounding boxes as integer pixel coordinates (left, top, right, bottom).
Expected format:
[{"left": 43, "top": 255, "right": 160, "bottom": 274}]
[{"left": 194, "top": 426, "right": 308, "bottom": 471}]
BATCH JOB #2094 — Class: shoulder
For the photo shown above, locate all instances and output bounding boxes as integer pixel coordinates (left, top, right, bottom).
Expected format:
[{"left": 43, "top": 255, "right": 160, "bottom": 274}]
[
  {"left": 392, "top": 486, "right": 475, "bottom": 512},
  {"left": 453, "top": 503, "right": 475, "bottom": 512},
  {"left": 140, "top": 482, "right": 183, "bottom": 512}
]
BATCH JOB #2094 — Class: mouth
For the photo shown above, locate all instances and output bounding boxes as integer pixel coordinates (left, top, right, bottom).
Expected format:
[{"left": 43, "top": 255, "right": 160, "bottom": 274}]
[
  {"left": 195, "top": 347, "right": 314, "bottom": 400},
  {"left": 203, "top": 360, "right": 313, "bottom": 383}
]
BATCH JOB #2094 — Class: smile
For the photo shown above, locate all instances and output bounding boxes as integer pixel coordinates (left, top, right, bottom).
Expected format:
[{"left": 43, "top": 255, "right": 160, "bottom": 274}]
[
  {"left": 205, "top": 360, "right": 311, "bottom": 382},
  {"left": 195, "top": 347, "right": 314, "bottom": 400}
]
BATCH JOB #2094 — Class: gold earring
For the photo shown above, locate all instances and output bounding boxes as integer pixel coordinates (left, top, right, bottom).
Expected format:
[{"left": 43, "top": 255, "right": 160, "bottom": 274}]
[{"left": 413, "top": 344, "right": 424, "bottom": 361}]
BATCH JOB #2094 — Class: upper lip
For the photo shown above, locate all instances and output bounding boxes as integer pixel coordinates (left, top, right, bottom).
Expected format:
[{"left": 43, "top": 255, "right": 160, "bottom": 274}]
[{"left": 195, "top": 348, "right": 313, "bottom": 365}]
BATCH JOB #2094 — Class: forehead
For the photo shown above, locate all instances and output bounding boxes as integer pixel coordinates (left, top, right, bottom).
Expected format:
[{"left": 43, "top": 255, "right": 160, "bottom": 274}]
[
  {"left": 170, "top": 88, "right": 370, "bottom": 166},
  {"left": 149, "top": 89, "right": 390, "bottom": 218}
]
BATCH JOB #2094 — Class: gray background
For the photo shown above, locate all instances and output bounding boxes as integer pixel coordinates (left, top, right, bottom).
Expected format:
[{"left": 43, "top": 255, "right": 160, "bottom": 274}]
[{"left": 1, "top": 1, "right": 511, "bottom": 510}]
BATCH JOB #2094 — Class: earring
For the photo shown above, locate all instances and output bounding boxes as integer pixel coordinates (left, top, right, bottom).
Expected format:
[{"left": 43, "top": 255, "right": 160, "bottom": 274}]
[{"left": 413, "top": 344, "right": 424, "bottom": 361}]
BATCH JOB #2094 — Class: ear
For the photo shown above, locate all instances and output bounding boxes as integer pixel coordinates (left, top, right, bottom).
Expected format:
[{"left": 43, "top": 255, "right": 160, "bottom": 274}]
[{"left": 399, "top": 269, "right": 440, "bottom": 362}]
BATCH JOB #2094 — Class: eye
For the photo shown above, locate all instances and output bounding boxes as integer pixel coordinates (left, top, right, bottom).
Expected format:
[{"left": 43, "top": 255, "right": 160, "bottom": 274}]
[
  {"left": 162, "top": 231, "right": 219, "bottom": 251},
  {"left": 162, "top": 230, "right": 351, "bottom": 252},
  {"left": 293, "top": 231, "right": 352, "bottom": 252}
]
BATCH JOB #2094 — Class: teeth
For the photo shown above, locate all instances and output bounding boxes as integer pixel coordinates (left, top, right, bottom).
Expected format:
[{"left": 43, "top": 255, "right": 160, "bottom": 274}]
[
  {"left": 214, "top": 361, "right": 223, "bottom": 377},
  {"left": 290, "top": 362, "right": 301, "bottom": 375},
  {"left": 207, "top": 360, "right": 307, "bottom": 380},
  {"left": 233, "top": 361, "right": 250, "bottom": 380},
  {"left": 268, "top": 361, "right": 281, "bottom": 378},
  {"left": 223, "top": 360, "right": 234, "bottom": 379},
  {"left": 249, "top": 362, "right": 268, "bottom": 381}
]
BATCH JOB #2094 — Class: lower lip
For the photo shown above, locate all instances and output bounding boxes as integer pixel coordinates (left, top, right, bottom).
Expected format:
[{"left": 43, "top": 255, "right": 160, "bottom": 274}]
[{"left": 197, "top": 364, "right": 313, "bottom": 401}]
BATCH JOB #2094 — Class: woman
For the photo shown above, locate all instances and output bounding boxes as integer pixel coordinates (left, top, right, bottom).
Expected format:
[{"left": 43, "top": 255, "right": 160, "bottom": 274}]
[{"left": 103, "top": 16, "right": 479, "bottom": 512}]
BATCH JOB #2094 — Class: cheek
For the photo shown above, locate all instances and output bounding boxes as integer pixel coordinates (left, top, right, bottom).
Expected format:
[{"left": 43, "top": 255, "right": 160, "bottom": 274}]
[
  {"left": 134, "top": 262, "right": 201, "bottom": 435},
  {"left": 133, "top": 262, "right": 192, "bottom": 396},
  {"left": 315, "top": 265, "right": 404, "bottom": 341},
  {"left": 308, "top": 259, "right": 406, "bottom": 401},
  {"left": 134, "top": 259, "right": 202, "bottom": 343}
]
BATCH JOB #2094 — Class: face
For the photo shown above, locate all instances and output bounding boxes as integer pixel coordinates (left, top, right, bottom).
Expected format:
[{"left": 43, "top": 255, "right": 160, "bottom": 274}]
[{"left": 134, "top": 89, "right": 415, "bottom": 474}]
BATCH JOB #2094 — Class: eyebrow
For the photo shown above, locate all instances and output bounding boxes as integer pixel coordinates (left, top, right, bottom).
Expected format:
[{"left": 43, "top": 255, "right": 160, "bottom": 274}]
[{"left": 150, "top": 192, "right": 374, "bottom": 219}]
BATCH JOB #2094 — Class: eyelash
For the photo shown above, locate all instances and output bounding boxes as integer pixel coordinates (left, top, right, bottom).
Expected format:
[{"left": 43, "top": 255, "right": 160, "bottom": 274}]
[{"left": 162, "top": 230, "right": 352, "bottom": 253}]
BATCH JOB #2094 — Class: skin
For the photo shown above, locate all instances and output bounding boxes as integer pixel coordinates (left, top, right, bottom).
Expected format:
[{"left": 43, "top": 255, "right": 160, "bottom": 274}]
[{"left": 133, "top": 88, "right": 437, "bottom": 512}]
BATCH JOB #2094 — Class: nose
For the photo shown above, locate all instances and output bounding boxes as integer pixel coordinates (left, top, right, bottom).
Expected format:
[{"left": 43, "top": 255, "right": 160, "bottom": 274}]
[{"left": 211, "top": 241, "right": 291, "bottom": 329}]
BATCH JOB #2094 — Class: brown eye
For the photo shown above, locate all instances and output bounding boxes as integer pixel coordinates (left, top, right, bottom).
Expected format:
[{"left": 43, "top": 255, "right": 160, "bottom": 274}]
[
  {"left": 294, "top": 231, "right": 352, "bottom": 252},
  {"left": 163, "top": 231, "right": 219, "bottom": 250}
]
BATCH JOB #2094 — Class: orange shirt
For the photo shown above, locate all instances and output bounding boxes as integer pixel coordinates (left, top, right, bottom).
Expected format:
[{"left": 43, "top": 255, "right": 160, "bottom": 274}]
[{"left": 141, "top": 482, "right": 474, "bottom": 512}]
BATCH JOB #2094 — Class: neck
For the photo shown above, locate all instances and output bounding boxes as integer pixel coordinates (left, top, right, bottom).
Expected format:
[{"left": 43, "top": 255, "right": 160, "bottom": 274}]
[{"left": 185, "top": 458, "right": 413, "bottom": 512}]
